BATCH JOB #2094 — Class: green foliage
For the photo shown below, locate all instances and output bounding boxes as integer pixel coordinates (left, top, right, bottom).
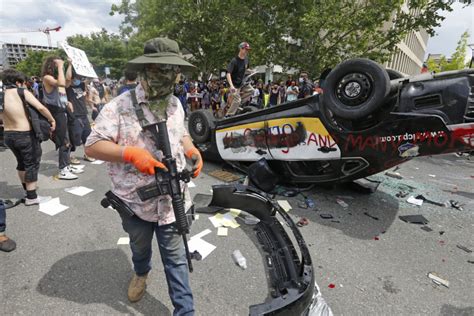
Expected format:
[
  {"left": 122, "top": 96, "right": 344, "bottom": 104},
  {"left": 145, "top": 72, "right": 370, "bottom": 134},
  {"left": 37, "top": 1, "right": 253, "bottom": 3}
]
[
  {"left": 14, "top": 49, "right": 63, "bottom": 77},
  {"left": 426, "top": 31, "right": 470, "bottom": 72},
  {"left": 110, "top": 0, "right": 453, "bottom": 77},
  {"left": 67, "top": 29, "right": 131, "bottom": 79}
]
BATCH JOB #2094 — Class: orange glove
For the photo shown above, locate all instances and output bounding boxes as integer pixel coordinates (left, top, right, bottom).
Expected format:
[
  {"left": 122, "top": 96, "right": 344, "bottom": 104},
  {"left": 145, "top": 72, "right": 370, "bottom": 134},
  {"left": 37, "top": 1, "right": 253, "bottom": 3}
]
[
  {"left": 185, "top": 147, "right": 203, "bottom": 178},
  {"left": 122, "top": 146, "right": 167, "bottom": 175}
]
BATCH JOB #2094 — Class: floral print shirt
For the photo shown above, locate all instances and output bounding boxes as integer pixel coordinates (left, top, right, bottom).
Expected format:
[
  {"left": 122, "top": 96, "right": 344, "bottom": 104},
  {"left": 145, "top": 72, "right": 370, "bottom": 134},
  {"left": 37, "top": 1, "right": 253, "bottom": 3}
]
[{"left": 85, "top": 83, "right": 191, "bottom": 224}]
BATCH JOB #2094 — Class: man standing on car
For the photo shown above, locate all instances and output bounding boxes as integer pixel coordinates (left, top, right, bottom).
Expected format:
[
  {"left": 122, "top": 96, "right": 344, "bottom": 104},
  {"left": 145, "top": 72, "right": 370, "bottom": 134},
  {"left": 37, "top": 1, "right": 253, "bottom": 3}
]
[
  {"left": 85, "top": 37, "right": 201, "bottom": 314},
  {"left": 225, "top": 41, "right": 253, "bottom": 116}
]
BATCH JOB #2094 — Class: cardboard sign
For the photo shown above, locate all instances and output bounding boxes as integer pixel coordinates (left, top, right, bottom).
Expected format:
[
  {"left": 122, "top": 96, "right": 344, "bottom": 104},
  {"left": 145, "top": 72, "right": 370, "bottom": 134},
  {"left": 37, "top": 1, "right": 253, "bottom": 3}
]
[{"left": 61, "top": 42, "right": 98, "bottom": 78}]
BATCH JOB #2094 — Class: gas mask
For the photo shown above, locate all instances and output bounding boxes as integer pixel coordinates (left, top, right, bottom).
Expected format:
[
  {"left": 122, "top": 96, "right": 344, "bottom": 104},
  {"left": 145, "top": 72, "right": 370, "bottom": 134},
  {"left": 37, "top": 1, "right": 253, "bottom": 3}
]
[
  {"left": 73, "top": 79, "right": 81, "bottom": 86},
  {"left": 143, "top": 64, "right": 179, "bottom": 119}
]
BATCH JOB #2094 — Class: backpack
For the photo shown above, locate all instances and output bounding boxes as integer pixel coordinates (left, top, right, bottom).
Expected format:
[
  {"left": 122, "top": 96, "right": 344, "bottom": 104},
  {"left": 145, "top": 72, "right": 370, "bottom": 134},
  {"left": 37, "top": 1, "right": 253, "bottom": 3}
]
[{"left": 17, "top": 88, "right": 51, "bottom": 142}]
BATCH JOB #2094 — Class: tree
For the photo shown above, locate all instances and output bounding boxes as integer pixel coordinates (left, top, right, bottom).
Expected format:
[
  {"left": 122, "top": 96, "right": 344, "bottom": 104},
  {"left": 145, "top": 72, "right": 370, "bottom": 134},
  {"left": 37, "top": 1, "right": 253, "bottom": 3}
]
[
  {"left": 66, "top": 29, "right": 131, "bottom": 79},
  {"left": 15, "top": 49, "right": 64, "bottom": 77},
  {"left": 426, "top": 31, "right": 470, "bottom": 72},
  {"left": 111, "top": 0, "right": 454, "bottom": 77}
]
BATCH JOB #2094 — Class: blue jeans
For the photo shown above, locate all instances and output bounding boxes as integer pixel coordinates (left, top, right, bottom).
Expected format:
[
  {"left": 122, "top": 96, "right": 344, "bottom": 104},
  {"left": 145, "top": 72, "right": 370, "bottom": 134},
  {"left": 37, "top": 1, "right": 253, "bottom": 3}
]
[
  {"left": 0, "top": 200, "right": 6, "bottom": 235},
  {"left": 121, "top": 215, "right": 194, "bottom": 316}
]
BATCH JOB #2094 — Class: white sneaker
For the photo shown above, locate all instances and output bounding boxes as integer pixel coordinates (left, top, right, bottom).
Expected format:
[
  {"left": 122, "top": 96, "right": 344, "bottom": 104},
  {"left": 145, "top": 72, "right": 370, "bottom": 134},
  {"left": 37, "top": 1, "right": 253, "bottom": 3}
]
[
  {"left": 68, "top": 165, "right": 84, "bottom": 174},
  {"left": 58, "top": 168, "right": 78, "bottom": 180},
  {"left": 25, "top": 196, "right": 52, "bottom": 206}
]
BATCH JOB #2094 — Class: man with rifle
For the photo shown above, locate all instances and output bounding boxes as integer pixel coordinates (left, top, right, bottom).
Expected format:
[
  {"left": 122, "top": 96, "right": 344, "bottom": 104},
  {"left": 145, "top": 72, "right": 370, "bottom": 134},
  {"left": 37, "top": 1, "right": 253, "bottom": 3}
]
[{"left": 85, "top": 38, "right": 202, "bottom": 314}]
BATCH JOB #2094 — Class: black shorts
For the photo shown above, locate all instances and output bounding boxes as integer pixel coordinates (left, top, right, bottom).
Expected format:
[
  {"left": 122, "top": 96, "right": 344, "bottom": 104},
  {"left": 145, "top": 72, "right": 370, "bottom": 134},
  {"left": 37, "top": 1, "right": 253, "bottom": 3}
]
[{"left": 4, "top": 131, "right": 41, "bottom": 182}]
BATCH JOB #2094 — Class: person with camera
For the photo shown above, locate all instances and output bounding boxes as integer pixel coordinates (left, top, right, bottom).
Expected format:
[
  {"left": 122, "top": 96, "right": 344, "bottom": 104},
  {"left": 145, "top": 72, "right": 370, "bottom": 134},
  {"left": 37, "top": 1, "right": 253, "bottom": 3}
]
[
  {"left": 85, "top": 37, "right": 202, "bottom": 314},
  {"left": 0, "top": 69, "right": 55, "bottom": 251}
]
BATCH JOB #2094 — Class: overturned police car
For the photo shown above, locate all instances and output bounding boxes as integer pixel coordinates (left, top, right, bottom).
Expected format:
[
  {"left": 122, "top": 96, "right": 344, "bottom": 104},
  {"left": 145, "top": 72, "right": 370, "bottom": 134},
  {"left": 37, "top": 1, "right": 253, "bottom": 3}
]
[{"left": 189, "top": 58, "right": 474, "bottom": 185}]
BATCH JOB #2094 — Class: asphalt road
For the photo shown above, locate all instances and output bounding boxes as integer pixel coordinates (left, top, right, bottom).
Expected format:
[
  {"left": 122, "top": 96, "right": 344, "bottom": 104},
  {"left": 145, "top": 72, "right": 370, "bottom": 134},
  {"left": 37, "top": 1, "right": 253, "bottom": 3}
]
[{"left": 1, "top": 141, "right": 473, "bottom": 315}]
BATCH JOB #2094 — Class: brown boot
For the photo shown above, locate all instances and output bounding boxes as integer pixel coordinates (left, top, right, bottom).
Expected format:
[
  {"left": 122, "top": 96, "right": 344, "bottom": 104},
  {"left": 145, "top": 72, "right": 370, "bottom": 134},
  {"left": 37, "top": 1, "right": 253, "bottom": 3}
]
[{"left": 128, "top": 272, "right": 148, "bottom": 303}]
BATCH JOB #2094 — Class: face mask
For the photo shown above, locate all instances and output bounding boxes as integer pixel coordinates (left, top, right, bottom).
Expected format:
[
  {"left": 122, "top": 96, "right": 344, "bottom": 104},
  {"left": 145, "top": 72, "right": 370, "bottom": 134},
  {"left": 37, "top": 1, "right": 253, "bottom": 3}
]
[
  {"left": 144, "top": 66, "right": 178, "bottom": 100},
  {"left": 73, "top": 79, "right": 81, "bottom": 86},
  {"left": 299, "top": 77, "right": 304, "bottom": 83}
]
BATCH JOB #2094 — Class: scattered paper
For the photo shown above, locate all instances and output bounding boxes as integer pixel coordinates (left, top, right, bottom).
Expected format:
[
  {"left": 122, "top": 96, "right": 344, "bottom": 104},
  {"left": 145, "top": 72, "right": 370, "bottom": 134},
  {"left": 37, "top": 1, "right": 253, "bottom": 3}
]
[
  {"left": 427, "top": 272, "right": 449, "bottom": 288},
  {"left": 277, "top": 200, "right": 292, "bottom": 212},
  {"left": 91, "top": 159, "right": 105, "bottom": 164},
  {"left": 217, "top": 227, "right": 228, "bottom": 236},
  {"left": 188, "top": 181, "right": 196, "bottom": 188},
  {"left": 336, "top": 199, "right": 349, "bottom": 208},
  {"left": 428, "top": 174, "right": 436, "bottom": 178},
  {"left": 228, "top": 208, "right": 241, "bottom": 217},
  {"left": 188, "top": 237, "right": 216, "bottom": 260},
  {"left": 117, "top": 237, "right": 130, "bottom": 245},
  {"left": 195, "top": 214, "right": 200, "bottom": 220},
  {"left": 221, "top": 212, "right": 240, "bottom": 228},
  {"left": 38, "top": 198, "right": 69, "bottom": 216},
  {"left": 209, "top": 214, "right": 224, "bottom": 228},
  {"left": 407, "top": 196, "right": 424, "bottom": 206},
  {"left": 190, "top": 229, "right": 212, "bottom": 240},
  {"left": 65, "top": 186, "right": 94, "bottom": 197}
]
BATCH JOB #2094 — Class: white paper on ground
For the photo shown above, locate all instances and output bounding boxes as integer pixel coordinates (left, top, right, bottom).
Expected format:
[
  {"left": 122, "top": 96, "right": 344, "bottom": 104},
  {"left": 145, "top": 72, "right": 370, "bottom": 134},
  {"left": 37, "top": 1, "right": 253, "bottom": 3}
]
[
  {"left": 38, "top": 197, "right": 69, "bottom": 216},
  {"left": 208, "top": 214, "right": 224, "bottom": 228},
  {"left": 407, "top": 196, "right": 424, "bottom": 206},
  {"left": 277, "top": 200, "right": 292, "bottom": 212},
  {"left": 190, "top": 229, "right": 212, "bottom": 240},
  {"left": 65, "top": 186, "right": 94, "bottom": 196},
  {"left": 91, "top": 159, "right": 105, "bottom": 164},
  {"left": 217, "top": 227, "right": 228, "bottom": 236},
  {"left": 117, "top": 237, "right": 130, "bottom": 245},
  {"left": 188, "top": 237, "right": 216, "bottom": 260},
  {"left": 188, "top": 181, "right": 196, "bottom": 188}
]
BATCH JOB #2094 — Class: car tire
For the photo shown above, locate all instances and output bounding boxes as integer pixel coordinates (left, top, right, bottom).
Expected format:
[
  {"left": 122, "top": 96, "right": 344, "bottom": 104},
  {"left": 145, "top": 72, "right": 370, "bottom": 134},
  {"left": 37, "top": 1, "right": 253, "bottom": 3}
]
[
  {"left": 322, "top": 58, "right": 390, "bottom": 120},
  {"left": 188, "top": 109, "right": 215, "bottom": 143},
  {"left": 386, "top": 69, "right": 405, "bottom": 80}
]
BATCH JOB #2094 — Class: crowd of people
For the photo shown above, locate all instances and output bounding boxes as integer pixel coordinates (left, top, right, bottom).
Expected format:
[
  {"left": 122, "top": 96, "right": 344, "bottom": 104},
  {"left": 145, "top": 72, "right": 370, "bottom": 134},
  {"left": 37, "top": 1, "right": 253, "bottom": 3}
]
[
  {"left": 0, "top": 38, "right": 322, "bottom": 315},
  {"left": 172, "top": 69, "right": 323, "bottom": 118}
]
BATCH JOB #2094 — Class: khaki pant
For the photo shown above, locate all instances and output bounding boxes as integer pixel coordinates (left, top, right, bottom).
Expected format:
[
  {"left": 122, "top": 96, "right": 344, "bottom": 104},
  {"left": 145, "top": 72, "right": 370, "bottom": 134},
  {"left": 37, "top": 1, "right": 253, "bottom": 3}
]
[{"left": 226, "top": 85, "right": 255, "bottom": 116}]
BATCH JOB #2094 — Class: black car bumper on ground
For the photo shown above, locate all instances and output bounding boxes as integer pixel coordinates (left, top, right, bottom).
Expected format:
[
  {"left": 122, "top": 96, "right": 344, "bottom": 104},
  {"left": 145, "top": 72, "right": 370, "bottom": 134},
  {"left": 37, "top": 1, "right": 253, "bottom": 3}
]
[{"left": 197, "top": 184, "right": 315, "bottom": 315}]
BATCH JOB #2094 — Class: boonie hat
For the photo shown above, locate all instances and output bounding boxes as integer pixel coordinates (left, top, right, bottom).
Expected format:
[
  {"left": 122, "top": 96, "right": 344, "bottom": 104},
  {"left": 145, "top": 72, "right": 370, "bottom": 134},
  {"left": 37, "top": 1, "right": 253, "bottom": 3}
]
[
  {"left": 127, "top": 37, "right": 195, "bottom": 70},
  {"left": 238, "top": 42, "right": 251, "bottom": 50}
]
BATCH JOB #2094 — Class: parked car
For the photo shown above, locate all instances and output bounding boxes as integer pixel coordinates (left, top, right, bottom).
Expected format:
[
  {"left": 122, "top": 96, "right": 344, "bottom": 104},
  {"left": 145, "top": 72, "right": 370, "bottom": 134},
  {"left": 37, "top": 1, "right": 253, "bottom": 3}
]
[{"left": 188, "top": 58, "right": 474, "bottom": 185}]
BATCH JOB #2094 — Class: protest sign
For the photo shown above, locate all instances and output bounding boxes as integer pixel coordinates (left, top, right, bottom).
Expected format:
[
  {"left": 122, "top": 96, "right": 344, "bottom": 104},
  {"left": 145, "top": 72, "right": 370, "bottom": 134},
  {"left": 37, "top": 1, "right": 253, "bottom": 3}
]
[{"left": 61, "top": 42, "right": 98, "bottom": 78}]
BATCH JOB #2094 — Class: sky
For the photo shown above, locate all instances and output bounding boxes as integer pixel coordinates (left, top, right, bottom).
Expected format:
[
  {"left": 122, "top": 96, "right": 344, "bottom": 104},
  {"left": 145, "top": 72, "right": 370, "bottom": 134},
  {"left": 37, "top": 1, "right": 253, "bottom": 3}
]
[{"left": 0, "top": 0, "right": 473, "bottom": 60}]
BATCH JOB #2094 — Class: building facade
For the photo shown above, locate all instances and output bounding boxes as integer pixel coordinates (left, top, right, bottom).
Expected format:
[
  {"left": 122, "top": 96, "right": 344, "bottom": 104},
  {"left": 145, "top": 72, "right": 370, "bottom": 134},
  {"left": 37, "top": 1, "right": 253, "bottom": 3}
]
[
  {"left": 0, "top": 42, "right": 56, "bottom": 69},
  {"left": 384, "top": 4, "right": 430, "bottom": 76}
]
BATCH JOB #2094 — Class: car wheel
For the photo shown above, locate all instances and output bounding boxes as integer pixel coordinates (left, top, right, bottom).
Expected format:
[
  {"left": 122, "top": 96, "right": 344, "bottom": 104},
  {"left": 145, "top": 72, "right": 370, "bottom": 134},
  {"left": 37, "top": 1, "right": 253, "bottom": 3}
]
[
  {"left": 322, "top": 58, "right": 390, "bottom": 120},
  {"left": 386, "top": 69, "right": 405, "bottom": 80},
  {"left": 188, "top": 109, "right": 216, "bottom": 143}
]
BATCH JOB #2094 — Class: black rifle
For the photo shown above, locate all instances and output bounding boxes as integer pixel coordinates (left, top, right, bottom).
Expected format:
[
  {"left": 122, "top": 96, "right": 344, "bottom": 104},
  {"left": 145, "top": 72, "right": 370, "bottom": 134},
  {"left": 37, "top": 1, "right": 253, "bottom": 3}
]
[{"left": 136, "top": 120, "right": 194, "bottom": 272}]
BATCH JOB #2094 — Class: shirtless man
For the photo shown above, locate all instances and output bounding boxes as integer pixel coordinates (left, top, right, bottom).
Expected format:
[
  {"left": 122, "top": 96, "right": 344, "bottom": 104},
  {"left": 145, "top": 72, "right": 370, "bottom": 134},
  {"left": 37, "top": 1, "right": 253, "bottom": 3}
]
[
  {"left": 0, "top": 69, "right": 55, "bottom": 251},
  {"left": 2, "top": 69, "right": 56, "bottom": 201}
]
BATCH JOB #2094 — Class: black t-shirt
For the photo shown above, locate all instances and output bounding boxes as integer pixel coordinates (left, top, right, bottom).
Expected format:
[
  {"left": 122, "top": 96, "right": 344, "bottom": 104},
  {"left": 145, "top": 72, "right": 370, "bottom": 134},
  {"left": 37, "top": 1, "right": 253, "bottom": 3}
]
[
  {"left": 66, "top": 82, "right": 88, "bottom": 116},
  {"left": 227, "top": 56, "right": 248, "bottom": 88}
]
